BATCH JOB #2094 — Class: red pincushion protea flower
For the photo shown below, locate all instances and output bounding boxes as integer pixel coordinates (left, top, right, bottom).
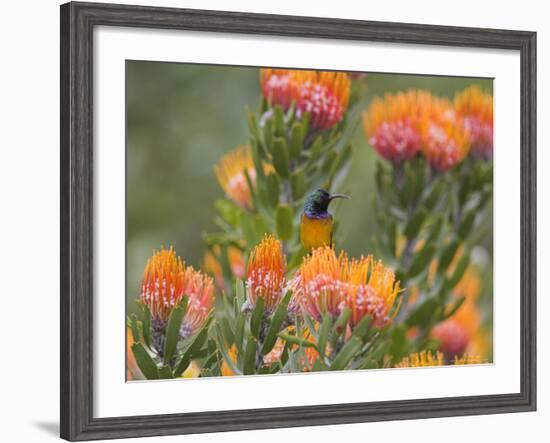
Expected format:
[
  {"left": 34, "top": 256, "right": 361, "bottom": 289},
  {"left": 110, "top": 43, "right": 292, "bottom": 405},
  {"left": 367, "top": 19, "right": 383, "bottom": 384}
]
[
  {"left": 297, "top": 247, "right": 400, "bottom": 328},
  {"left": 140, "top": 246, "right": 214, "bottom": 340},
  {"left": 245, "top": 235, "right": 286, "bottom": 313},
  {"left": 454, "top": 86, "right": 493, "bottom": 160},
  {"left": 260, "top": 68, "right": 351, "bottom": 131}
]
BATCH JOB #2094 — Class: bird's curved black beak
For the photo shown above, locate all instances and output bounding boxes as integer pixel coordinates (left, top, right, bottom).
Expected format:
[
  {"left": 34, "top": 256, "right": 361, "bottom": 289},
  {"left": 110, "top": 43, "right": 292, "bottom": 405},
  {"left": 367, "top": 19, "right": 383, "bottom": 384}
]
[{"left": 329, "top": 193, "right": 351, "bottom": 201}]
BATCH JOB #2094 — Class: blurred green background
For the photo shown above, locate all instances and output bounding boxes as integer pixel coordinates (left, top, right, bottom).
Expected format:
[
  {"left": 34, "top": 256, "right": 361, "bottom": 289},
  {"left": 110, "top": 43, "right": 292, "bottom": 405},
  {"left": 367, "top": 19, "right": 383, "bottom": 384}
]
[{"left": 126, "top": 61, "right": 493, "bottom": 314}]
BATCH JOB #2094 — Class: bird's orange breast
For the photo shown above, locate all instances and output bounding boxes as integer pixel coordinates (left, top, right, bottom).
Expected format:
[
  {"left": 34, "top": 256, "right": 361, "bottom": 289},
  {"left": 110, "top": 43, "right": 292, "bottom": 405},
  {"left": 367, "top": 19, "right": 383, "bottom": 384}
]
[{"left": 300, "top": 213, "right": 334, "bottom": 250}]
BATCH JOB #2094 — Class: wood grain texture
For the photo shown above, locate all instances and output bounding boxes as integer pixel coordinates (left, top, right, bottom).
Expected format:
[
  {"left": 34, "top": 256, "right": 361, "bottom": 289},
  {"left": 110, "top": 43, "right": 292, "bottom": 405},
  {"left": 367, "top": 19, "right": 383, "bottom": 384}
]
[{"left": 60, "top": 2, "right": 537, "bottom": 441}]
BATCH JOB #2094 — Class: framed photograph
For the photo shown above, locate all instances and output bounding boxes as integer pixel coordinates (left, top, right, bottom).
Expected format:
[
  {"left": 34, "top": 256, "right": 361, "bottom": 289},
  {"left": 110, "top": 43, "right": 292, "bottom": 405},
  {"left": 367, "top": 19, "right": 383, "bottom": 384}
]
[{"left": 60, "top": 1, "right": 536, "bottom": 441}]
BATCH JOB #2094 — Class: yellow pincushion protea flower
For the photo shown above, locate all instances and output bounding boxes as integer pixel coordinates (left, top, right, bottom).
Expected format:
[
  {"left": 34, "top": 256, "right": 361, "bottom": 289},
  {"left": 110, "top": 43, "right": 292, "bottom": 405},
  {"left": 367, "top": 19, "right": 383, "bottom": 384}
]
[
  {"left": 139, "top": 246, "right": 214, "bottom": 339},
  {"left": 297, "top": 247, "right": 401, "bottom": 328},
  {"left": 260, "top": 68, "right": 351, "bottom": 131},
  {"left": 214, "top": 145, "right": 258, "bottom": 209},
  {"left": 454, "top": 86, "right": 493, "bottom": 160},
  {"left": 245, "top": 234, "right": 286, "bottom": 313},
  {"left": 395, "top": 350, "right": 444, "bottom": 368}
]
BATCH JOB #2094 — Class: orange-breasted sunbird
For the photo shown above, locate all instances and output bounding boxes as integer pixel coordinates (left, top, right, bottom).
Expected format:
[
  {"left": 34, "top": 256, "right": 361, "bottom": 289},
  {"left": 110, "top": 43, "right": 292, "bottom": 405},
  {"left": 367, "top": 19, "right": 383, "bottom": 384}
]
[{"left": 300, "top": 189, "right": 350, "bottom": 250}]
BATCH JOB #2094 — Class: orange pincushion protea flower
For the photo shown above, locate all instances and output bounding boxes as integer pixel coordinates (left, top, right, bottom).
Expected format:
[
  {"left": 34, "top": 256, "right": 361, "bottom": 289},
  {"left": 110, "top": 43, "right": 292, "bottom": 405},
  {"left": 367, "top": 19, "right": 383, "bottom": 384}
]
[
  {"left": 245, "top": 235, "right": 286, "bottom": 313},
  {"left": 454, "top": 86, "right": 493, "bottom": 160},
  {"left": 431, "top": 312, "right": 483, "bottom": 359},
  {"left": 260, "top": 69, "right": 351, "bottom": 131},
  {"left": 139, "top": 246, "right": 214, "bottom": 339},
  {"left": 395, "top": 350, "right": 444, "bottom": 368},
  {"left": 419, "top": 102, "right": 471, "bottom": 172},
  {"left": 431, "top": 267, "right": 482, "bottom": 358},
  {"left": 364, "top": 89, "right": 471, "bottom": 171},
  {"left": 214, "top": 145, "right": 257, "bottom": 209},
  {"left": 363, "top": 90, "right": 431, "bottom": 164},
  {"left": 297, "top": 247, "right": 401, "bottom": 328}
]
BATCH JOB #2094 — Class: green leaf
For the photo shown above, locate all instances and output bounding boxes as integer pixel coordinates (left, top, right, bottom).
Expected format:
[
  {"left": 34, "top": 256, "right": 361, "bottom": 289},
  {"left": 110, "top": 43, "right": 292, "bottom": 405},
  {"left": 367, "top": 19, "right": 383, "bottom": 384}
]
[
  {"left": 424, "top": 181, "right": 444, "bottom": 210},
  {"left": 236, "top": 279, "right": 245, "bottom": 312},
  {"left": 408, "top": 244, "right": 436, "bottom": 278},
  {"left": 163, "top": 300, "right": 187, "bottom": 364},
  {"left": 131, "top": 343, "right": 159, "bottom": 380},
  {"left": 173, "top": 319, "right": 211, "bottom": 377},
  {"left": 329, "top": 336, "right": 362, "bottom": 371},
  {"left": 438, "top": 239, "right": 460, "bottom": 273},
  {"left": 301, "top": 112, "right": 311, "bottom": 137},
  {"left": 158, "top": 365, "right": 174, "bottom": 379},
  {"left": 214, "top": 199, "right": 241, "bottom": 227},
  {"left": 406, "top": 298, "right": 439, "bottom": 327},
  {"left": 140, "top": 304, "right": 151, "bottom": 348},
  {"left": 316, "top": 314, "right": 332, "bottom": 361},
  {"left": 243, "top": 337, "right": 258, "bottom": 375},
  {"left": 352, "top": 315, "right": 372, "bottom": 341},
  {"left": 458, "top": 209, "right": 476, "bottom": 239},
  {"left": 388, "top": 324, "right": 407, "bottom": 360},
  {"left": 247, "top": 110, "right": 260, "bottom": 139},
  {"left": 219, "top": 317, "right": 235, "bottom": 346},
  {"left": 234, "top": 313, "right": 245, "bottom": 350},
  {"left": 263, "top": 116, "right": 274, "bottom": 153},
  {"left": 274, "top": 105, "right": 286, "bottom": 138},
  {"left": 261, "top": 291, "right": 292, "bottom": 355},
  {"left": 240, "top": 212, "right": 258, "bottom": 247},
  {"left": 306, "top": 137, "right": 324, "bottom": 167},
  {"left": 448, "top": 254, "right": 470, "bottom": 287},
  {"left": 250, "top": 297, "right": 264, "bottom": 339},
  {"left": 272, "top": 137, "right": 290, "bottom": 178},
  {"left": 130, "top": 314, "right": 140, "bottom": 343},
  {"left": 458, "top": 174, "right": 472, "bottom": 205},
  {"left": 441, "top": 295, "right": 466, "bottom": 321},
  {"left": 289, "top": 122, "right": 304, "bottom": 160},
  {"left": 264, "top": 173, "right": 280, "bottom": 208},
  {"left": 214, "top": 325, "right": 242, "bottom": 376},
  {"left": 404, "top": 207, "right": 428, "bottom": 239},
  {"left": 334, "top": 307, "right": 351, "bottom": 335},
  {"left": 275, "top": 204, "right": 294, "bottom": 241},
  {"left": 359, "top": 340, "right": 390, "bottom": 369},
  {"left": 278, "top": 333, "right": 317, "bottom": 349},
  {"left": 291, "top": 170, "right": 306, "bottom": 201}
]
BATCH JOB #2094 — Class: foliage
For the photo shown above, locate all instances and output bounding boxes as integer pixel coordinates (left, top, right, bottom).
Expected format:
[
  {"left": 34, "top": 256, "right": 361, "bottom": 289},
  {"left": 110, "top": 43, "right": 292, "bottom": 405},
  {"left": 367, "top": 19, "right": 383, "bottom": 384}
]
[{"left": 126, "top": 69, "right": 494, "bottom": 380}]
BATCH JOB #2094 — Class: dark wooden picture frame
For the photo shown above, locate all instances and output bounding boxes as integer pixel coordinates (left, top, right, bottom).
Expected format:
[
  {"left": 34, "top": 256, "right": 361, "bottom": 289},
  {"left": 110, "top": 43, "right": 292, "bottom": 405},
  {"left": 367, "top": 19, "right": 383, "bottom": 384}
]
[{"left": 60, "top": 2, "right": 537, "bottom": 441}]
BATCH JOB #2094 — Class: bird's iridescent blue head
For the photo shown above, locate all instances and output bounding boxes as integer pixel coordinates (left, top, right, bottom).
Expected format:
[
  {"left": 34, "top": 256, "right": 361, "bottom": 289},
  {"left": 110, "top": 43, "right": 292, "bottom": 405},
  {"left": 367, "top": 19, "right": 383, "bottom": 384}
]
[{"left": 303, "top": 189, "right": 350, "bottom": 218}]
